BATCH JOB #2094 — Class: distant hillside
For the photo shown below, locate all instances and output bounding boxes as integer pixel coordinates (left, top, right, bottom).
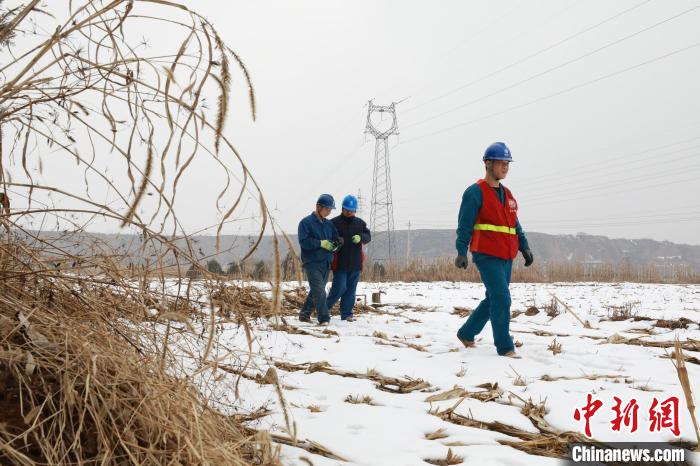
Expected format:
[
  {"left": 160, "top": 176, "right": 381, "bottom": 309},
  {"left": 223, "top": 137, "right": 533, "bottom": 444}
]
[{"left": 27, "top": 230, "right": 700, "bottom": 268}]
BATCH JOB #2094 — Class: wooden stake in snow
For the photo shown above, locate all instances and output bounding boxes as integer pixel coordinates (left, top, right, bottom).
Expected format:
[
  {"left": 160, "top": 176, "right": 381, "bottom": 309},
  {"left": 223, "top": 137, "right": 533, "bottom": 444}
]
[
  {"left": 672, "top": 338, "right": 700, "bottom": 450},
  {"left": 550, "top": 294, "right": 592, "bottom": 329}
]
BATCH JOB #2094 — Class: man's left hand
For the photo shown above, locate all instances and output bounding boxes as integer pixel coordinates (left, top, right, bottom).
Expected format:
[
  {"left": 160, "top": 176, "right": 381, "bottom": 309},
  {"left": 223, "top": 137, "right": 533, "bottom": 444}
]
[{"left": 522, "top": 249, "right": 534, "bottom": 267}]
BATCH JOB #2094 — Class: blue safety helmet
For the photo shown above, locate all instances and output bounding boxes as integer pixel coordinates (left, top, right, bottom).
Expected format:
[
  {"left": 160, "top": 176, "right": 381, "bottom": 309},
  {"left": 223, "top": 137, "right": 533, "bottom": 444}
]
[
  {"left": 483, "top": 142, "right": 513, "bottom": 162},
  {"left": 342, "top": 194, "right": 358, "bottom": 212},
  {"left": 316, "top": 193, "right": 336, "bottom": 209}
]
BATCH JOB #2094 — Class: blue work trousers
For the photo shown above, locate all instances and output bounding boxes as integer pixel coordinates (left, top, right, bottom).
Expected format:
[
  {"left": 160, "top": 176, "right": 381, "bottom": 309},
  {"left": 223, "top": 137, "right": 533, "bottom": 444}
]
[
  {"left": 325, "top": 270, "right": 361, "bottom": 319},
  {"left": 457, "top": 254, "right": 514, "bottom": 355},
  {"left": 300, "top": 261, "right": 331, "bottom": 323}
]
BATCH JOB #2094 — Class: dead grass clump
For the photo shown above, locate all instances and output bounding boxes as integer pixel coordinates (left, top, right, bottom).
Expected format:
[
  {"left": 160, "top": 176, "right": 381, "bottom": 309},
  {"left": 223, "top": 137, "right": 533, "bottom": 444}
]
[
  {"left": 275, "top": 360, "right": 431, "bottom": 394},
  {"left": 425, "top": 428, "right": 449, "bottom": 440},
  {"left": 0, "top": 256, "right": 270, "bottom": 465},
  {"left": 424, "top": 383, "right": 502, "bottom": 404},
  {"left": 424, "top": 448, "right": 463, "bottom": 465},
  {"left": 212, "top": 284, "right": 277, "bottom": 319},
  {"left": 543, "top": 297, "right": 561, "bottom": 318},
  {"left": 548, "top": 338, "right": 562, "bottom": 355},
  {"left": 520, "top": 398, "right": 548, "bottom": 419},
  {"left": 656, "top": 318, "right": 694, "bottom": 329},
  {"left": 435, "top": 404, "right": 589, "bottom": 458},
  {"left": 372, "top": 331, "right": 428, "bottom": 352},
  {"left": 344, "top": 394, "right": 378, "bottom": 406},
  {"left": 660, "top": 351, "right": 700, "bottom": 366},
  {"left": 606, "top": 333, "right": 627, "bottom": 344},
  {"left": 510, "top": 365, "right": 527, "bottom": 387},
  {"left": 394, "top": 303, "right": 437, "bottom": 313},
  {"left": 605, "top": 301, "right": 640, "bottom": 321},
  {"left": 513, "top": 376, "right": 527, "bottom": 387},
  {"left": 452, "top": 307, "right": 472, "bottom": 317},
  {"left": 632, "top": 379, "right": 662, "bottom": 392}
]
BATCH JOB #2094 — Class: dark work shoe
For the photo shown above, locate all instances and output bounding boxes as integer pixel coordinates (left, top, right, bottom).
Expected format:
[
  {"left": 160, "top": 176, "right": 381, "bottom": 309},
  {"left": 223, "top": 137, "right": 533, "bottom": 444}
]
[
  {"left": 318, "top": 321, "right": 330, "bottom": 327},
  {"left": 458, "top": 337, "right": 475, "bottom": 348},
  {"left": 342, "top": 316, "right": 355, "bottom": 322},
  {"left": 299, "top": 315, "right": 311, "bottom": 323}
]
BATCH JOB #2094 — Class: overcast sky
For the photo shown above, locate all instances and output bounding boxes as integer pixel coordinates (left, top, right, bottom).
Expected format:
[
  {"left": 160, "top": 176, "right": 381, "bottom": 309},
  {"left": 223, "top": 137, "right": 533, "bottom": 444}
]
[
  {"left": 186, "top": 0, "right": 700, "bottom": 245},
  {"left": 7, "top": 0, "right": 700, "bottom": 245}
]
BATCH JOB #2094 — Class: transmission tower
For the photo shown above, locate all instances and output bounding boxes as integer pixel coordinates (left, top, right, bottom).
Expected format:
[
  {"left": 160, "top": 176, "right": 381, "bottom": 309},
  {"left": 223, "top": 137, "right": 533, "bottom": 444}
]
[{"left": 365, "top": 100, "right": 399, "bottom": 263}]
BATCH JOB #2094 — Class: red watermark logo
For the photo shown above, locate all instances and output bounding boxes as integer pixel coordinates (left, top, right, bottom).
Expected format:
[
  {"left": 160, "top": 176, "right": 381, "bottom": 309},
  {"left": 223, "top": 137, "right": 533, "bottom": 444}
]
[{"left": 574, "top": 394, "right": 680, "bottom": 438}]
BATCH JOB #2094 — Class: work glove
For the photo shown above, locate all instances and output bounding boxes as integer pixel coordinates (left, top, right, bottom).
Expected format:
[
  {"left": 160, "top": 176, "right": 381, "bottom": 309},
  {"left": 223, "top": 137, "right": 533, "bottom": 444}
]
[
  {"left": 454, "top": 255, "right": 469, "bottom": 269},
  {"left": 352, "top": 234, "right": 361, "bottom": 244},
  {"left": 334, "top": 237, "right": 345, "bottom": 251},
  {"left": 320, "top": 239, "right": 335, "bottom": 251},
  {"left": 522, "top": 249, "right": 534, "bottom": 267}
]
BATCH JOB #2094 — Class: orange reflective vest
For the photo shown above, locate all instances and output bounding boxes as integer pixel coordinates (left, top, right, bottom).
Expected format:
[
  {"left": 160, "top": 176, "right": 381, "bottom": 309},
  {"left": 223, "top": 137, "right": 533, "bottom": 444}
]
[{"left": 469, "top": 179, "right": 519, "bottom": 260}]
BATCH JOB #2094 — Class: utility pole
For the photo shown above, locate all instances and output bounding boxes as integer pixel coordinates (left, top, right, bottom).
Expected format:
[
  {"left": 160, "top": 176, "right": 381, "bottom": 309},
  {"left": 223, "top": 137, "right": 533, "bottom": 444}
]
[
  {"left": 356, "top": 189, "right": 364, "bottom": 217},
  {"left": 406, "top": 221, "right": 411, "bottom": 262},
  {"left": 365, "top": 100, "right": 399, "bottom": 263}
]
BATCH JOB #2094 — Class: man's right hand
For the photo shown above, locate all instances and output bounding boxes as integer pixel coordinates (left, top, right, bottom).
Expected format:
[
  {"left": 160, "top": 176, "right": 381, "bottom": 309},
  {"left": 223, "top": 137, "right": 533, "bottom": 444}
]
[
  {"left": 320, "top": 240, "right": 335, "bottom": 251},
  {"left": 454, "top": 255, "right": 469, "bottom": 269}
]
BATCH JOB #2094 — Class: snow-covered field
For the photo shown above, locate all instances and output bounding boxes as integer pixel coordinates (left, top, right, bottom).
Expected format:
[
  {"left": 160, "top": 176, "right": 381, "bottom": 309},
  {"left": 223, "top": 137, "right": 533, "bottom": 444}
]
[{"left": 176, "top": 281, "right": 700, "bottom": 465}]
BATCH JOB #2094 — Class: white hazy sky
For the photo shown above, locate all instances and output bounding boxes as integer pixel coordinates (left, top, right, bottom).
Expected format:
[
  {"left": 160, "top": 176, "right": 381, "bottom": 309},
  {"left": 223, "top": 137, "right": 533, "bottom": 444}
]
[
  {"left": 192, "top": 0, "right": 700, "bottom": 245},
  {"left": 8, "top": 0, "right": 700, "bottom": 244}
]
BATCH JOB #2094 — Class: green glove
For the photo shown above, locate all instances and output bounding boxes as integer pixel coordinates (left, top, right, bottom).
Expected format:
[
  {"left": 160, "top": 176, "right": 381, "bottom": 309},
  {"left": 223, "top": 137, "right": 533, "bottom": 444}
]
[
  {"left": 352, "top": 234, "right": 361, "bottom": 244},
  {"left": 320, "top": 239, "right": 334, "bottom": 251}
]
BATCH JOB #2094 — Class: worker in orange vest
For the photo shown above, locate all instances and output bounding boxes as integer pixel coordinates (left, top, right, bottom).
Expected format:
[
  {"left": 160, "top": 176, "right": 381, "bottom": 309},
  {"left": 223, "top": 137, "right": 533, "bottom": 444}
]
[{"left": 454, "top": 142, "right": 533, "bottom": 358}]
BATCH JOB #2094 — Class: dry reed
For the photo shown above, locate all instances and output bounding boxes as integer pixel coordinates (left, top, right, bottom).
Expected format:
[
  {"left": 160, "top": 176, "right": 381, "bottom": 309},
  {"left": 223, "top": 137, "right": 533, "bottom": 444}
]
[
  {"left": 0, "top": 1, "right": 287, "bottom": 464},
  {"left": 672, "top": 339, "right": 700, "bottom": 449},
  {"left": 363, "top": 257, "right": 699, "bottom": 284},
  {"left": 0, "top": 243, "right": 276, "bottom": 464}
]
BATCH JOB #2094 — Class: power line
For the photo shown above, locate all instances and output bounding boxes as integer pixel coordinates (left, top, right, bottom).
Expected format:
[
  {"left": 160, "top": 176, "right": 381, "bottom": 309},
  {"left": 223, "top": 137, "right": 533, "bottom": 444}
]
[
  {"left": 436, "top": 0, "right": 529, "bottom": 61},
  {"left": 397, "top": 161, "right": 700, "bottom": 213},
  {"left": 389, "top": 135, "right": 700, "bottom": 209},
  {"left": 528, "top": 216, "right": 700, "bottom": 228},
  {"left": 519, "top": 151, "right": 700, "bottom": 198},
  {"left": 401, "top": 0, "right": 579, "bottom": 103},
  {"left": 400, "top": 39, "right": 700, "bottom": 145},
  {"left": 403, "top": 0, "right": 653, "bottom": 115},
  {"left": 298, "top": 139, "right": 369, "bottom": 202},
  {"left": 524, "top": 208, "right": 700, "bottom": 223},
  {"left": 391, "top": 146, "right": 700, "bottom": 209},
  {"left": 526, "top": 173, "right": 700, "bottom": 207},
  {"left": 519, "top": 136, "right": 700, "bottom": 186},
  {"left": 402, "top": 2, "right": 700, "bottom": 131},
  {"left": 531, "top": 217, "right": 700, "bottom": 227},
  {"left": 399, "top": 159, "right": 700, "bottom": 212},
  {"left": 525, "top": 163, "right": 700, "bottom": 203}
]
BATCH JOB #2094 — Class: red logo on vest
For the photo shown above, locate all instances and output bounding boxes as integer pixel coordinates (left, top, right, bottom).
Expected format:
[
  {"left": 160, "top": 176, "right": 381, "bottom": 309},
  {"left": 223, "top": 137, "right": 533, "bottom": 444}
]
[
  {"left": 508, "top": 198, "right": 517, "bottom": 213},
  {"left": 470, "top": 179, "right": 520, "bottom": 260}
]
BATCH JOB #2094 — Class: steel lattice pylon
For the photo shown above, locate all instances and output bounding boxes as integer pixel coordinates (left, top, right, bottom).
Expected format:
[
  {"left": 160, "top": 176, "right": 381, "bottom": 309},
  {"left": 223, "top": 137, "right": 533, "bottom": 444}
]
[{"left": 365, "top": 100, "right": 399, "bottom": 263}]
